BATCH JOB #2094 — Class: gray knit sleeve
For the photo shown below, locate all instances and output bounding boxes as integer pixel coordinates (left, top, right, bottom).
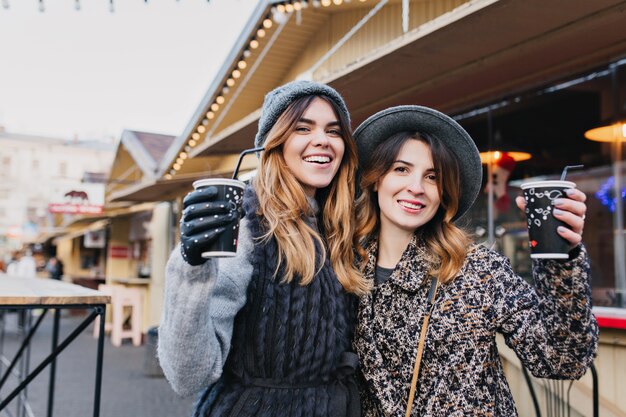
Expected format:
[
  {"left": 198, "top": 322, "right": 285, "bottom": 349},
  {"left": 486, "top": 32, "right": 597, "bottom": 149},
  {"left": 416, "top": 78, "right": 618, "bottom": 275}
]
[{"left": 158, "top": 217, "right": 254, "bottom": 397}]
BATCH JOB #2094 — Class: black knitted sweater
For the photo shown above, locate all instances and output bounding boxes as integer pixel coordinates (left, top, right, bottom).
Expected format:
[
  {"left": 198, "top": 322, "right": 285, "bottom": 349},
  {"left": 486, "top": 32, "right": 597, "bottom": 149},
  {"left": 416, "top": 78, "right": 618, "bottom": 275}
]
[{"left": 194, "top": 187, "right": 360, "bottom": 417}]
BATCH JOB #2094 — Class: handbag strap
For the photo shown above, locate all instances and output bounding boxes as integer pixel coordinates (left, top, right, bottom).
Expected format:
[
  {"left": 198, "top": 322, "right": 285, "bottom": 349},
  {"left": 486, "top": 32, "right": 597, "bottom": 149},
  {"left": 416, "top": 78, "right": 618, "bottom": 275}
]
[{"left": 405, "top": 277, "right": 439, "bottom": 417}]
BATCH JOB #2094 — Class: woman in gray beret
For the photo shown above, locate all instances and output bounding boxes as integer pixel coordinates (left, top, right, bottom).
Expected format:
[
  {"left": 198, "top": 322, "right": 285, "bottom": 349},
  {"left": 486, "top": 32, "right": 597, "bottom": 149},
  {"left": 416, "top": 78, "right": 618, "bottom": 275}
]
[
  {"left": 158, "top": 80, "right": 370, "bottom": 417},
  {"left": 351, "top": 106, "right": 598, "bottom": 416}
]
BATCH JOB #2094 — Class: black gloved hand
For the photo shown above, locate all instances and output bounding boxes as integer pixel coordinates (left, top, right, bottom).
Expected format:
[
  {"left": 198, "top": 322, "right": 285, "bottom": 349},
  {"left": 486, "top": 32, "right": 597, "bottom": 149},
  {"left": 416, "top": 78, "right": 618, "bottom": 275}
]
[{"left": 179, "top": 186, "right": 237, "bottom": 266}]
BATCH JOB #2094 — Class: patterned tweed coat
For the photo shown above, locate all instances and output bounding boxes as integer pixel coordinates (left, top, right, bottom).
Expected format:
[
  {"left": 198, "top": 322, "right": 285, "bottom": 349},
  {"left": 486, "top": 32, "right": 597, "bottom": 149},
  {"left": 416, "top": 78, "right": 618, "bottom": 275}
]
[{"left": 354, "top": 236, "right": 598, "bottom": 417}]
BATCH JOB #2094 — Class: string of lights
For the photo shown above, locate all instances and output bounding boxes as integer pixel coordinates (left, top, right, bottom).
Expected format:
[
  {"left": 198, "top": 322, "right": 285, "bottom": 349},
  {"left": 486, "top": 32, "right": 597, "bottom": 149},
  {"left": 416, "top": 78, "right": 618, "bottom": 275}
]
[
  {"left": 0, "top": 0, "right": 213, "bottom": 12},
  {"left": 164, "top": 0, "right": 370, "bottom": 179}
]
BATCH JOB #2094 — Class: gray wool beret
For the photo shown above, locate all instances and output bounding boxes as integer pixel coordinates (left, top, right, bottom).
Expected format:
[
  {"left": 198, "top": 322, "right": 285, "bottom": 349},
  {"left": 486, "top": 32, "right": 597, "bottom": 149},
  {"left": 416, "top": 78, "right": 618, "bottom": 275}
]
[
  {"left": 254, "top": 80, "right": 351, "bottom": 149},
  {"left": 354, "top": 105, "right": 483, "bottom": 221}
]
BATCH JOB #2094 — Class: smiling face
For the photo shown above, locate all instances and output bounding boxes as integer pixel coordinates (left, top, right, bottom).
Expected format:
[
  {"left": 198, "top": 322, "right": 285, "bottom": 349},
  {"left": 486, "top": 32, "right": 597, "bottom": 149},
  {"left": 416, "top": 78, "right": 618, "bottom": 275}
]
[
  {"left": 376, "top": 139, "right": 441, "bottom": 236},
  {"left": 282, "top": 97, "right": 346, "bottom": 197}
]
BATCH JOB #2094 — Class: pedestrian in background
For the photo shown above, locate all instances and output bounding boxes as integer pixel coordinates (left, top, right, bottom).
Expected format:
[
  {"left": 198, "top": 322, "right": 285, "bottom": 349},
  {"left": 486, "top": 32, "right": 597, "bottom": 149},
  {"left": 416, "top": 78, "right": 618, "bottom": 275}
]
[
  {"left": 7, "top": 249, "right": 36, "bottom": 278},
  {"left": 46, "top": 256, "right": 64, "bottom": 280}
]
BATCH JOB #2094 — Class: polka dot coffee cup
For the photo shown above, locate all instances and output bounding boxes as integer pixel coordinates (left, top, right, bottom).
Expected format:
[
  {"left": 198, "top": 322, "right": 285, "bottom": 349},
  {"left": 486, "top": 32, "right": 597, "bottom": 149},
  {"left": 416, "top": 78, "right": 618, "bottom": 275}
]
[
  {"left": 193, "top": 178, "right": 245, "bottom": 258},
  {"left": 520, "top": 180, "right": 575, "bottom": 259}
]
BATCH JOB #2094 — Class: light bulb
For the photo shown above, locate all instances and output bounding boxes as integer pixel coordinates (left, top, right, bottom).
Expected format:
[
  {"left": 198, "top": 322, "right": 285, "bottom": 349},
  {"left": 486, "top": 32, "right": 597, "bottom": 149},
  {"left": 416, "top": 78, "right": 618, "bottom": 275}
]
[
  {"left": 243, "top": 49, "right": 251, "bottom": 58},
  {"left": 192, "top": 132, "right": 200, "bottom": 140},
  {"left": 226, "top": 78, "right": 235, "bottom": 86},
  {"left": 263, "top": 18, "right": 273, "bottom": 29},
  {"left": 165, "top": 174, "right": 172, "bottom": 180},
  {"left": 173, "top": 163, "right": 181, "bottom": 171},
  {"left": 176, "top": 158, "right": 183, "bottom": 165},
  {"left": 206, "top": 111, "right": 215, "bottom": 119},
  {"left": 257, "top": 28, "right": 266, "bottom": 38},
  {"left": 216, "top": 96, "right": 225, "bottom": 104},
  {"left": 232, "top": 69, "right": 241, "bottom": 79},
  {"left": 294, "top": 2, "right": 302, "bottom": 10},
  {"left": 210, "top": 103, "right": 219, "bottom": 112},
  {"left": 189, "top": 139, "right": 197, "bottom": 147},
  {"left": 333, "top": 0, "right": 342, "bottom": 4},
  {"left": 250, "top": 39, "right": 259, "bottom": 49},
  {"left": 201, "top": 118, "right": 209, "bottom": 126},
  {"left": 222, "top": 86, "right": 230, "bottom": 94},
  {"left": 285, "top": 3, "right": 294, "bottom": 12},
  {"left": 321, "top": 0, "right": 331, "bottom": 6},
  {"left": 197, "top": 125, "right": 207, "bottom": 133},
  {"left": 180, "top": 152, "right": 188, "bottom": 159},
  {"left": 238, "top": 60, "right": 247, "bottom": 70},
  {"left": 277, "top": 4, "right": 285, "bottom": 13}
]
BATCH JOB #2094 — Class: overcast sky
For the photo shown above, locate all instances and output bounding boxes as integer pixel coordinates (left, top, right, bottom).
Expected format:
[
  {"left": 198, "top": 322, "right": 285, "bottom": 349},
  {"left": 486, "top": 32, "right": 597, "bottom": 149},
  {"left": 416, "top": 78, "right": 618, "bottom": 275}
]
[{"left": 0, "top": 0, "right": 259, "bottom": 141}]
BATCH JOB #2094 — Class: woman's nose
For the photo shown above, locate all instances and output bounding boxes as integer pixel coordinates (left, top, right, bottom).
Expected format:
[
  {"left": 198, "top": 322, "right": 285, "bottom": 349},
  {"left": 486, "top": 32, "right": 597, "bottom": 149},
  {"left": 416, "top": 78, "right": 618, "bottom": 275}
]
[
  {"left": 407, "top": 177, "right": 425, "bottom": 194},
  {"left": 311, "top": 129, "right": 330, "bottom": 146}
]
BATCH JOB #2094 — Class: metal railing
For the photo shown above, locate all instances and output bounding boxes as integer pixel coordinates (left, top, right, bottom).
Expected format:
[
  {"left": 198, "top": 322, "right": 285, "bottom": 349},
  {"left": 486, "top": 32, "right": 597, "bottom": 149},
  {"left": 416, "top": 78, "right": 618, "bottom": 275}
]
[{"left": 522, "top": 363, "right": 599, "bottom": 417}]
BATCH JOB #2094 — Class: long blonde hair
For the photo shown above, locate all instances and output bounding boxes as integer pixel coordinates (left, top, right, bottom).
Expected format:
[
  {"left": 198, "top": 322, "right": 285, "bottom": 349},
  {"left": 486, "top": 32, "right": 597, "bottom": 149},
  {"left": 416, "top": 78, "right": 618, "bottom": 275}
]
[
  {"left": 254, "top": 95, "right": 371, "bottom": 295},
  {"left": 354, "top": 131, "right": 470, "bottom": 283}
]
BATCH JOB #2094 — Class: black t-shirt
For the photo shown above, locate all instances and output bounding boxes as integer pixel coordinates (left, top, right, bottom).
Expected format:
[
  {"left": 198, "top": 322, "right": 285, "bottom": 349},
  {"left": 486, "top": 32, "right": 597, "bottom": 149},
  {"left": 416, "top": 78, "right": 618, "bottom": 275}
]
[{"left": 374, "top": 264, "right": 394, "bottom": 285}]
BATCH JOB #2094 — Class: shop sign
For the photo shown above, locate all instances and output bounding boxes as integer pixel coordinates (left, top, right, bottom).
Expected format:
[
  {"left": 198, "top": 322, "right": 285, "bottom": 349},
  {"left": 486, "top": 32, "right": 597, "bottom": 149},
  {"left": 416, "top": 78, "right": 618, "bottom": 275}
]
[
  {"left": 49, "top": 203, "right": 104, "bottom": 214},
  {"left": 48, "top": 185, "right": 104, "bottom": 215},
  {"left": 109, "top": 245, "right": 129, "bottom": 259},
  {"left": 84, "top": 230, "right": 106, "bottom": 248}
]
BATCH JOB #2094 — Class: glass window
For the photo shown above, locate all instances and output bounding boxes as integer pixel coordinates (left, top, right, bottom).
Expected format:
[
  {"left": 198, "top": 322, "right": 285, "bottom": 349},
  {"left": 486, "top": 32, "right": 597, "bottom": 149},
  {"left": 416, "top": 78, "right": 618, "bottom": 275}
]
[{"left": 458, "top": 60, "right": 626, "bottom": 309}]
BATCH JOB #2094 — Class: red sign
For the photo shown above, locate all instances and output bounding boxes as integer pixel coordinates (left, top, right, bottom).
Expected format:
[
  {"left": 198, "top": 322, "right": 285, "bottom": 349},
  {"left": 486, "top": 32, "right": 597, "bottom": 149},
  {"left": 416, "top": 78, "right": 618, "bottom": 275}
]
[
  {"left": 109, "top": 245, "right": 129, "bottom": 259},
  {"left": 48, "top": 203, "right": 104, "bottom": 214}
]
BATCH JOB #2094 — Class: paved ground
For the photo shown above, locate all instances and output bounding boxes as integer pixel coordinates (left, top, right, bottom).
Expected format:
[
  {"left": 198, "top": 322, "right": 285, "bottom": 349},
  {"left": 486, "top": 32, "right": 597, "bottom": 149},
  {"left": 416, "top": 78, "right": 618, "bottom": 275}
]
[{"left": 1, "top": 311, "right": 195, "bottom": 417}]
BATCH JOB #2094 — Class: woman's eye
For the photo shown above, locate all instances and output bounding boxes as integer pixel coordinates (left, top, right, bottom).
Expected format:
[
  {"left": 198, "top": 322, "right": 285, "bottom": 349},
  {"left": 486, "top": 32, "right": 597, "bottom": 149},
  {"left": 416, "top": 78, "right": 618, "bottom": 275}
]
[
  {"left": 327, "top": 129, "right": 342, "bottom": 136},
  {"left": 295, "top": 126, "right": 310, "bottom": 132},
  {"left": 394, "top": 166, "right": 408, "bottom": 173},
  {"left": 426, "top": 174, "right": 437, "bottom": 181}
]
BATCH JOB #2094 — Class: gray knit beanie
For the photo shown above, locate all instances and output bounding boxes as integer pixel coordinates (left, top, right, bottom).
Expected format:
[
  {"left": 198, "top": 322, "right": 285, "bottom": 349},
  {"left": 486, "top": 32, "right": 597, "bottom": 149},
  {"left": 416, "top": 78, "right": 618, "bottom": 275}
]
[{"left": 254, "top": 80, "right": 350, "bottom": 149}]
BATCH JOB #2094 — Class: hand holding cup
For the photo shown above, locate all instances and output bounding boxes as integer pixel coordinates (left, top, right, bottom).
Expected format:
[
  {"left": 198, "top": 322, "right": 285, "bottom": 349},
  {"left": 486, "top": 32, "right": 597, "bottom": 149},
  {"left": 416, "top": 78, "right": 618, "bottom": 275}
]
[
  {"left": 515, "top": 185, "right": 587, "bottom": 255},
  {"left": 179, "top": 185, "right": 238, "bottom": 266}
]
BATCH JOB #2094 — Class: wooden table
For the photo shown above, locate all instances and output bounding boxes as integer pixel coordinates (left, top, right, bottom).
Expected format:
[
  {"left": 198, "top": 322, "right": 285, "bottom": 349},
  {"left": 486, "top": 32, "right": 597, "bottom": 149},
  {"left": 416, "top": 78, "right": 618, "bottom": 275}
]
[{"left": 0, "top": 275, "right": 110, "bottom": 417}]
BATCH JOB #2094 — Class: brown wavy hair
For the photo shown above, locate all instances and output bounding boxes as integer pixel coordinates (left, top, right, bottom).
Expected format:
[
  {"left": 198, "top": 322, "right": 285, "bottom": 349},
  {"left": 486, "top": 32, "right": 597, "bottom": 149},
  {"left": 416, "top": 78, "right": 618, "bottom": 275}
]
[
  {"left": 254, "top": 95, "right": 371, "bottom": 295},
  {"left": 354, "top": 131, "right": 470, "bottom": 283}
]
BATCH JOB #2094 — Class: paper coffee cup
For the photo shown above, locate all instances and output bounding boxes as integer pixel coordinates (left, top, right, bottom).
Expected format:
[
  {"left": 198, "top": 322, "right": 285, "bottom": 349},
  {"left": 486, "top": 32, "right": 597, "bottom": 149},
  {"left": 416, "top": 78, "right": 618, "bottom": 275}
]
[
  {"left": 192, "top": 178, "right": 245, "bottom": 258},
  {"left": 520, "top": 180, "right": 575, "bottom": 259}
]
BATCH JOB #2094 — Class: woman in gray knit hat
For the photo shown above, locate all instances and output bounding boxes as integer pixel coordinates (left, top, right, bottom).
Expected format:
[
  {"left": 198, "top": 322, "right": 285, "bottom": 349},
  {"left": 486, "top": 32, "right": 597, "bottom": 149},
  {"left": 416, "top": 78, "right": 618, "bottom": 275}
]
[
  {"left": 350, "top": 106, "right": 598, "bottom": 416},
  {"left": 158, "top": 80, "right": 370, "bottom": 417}
]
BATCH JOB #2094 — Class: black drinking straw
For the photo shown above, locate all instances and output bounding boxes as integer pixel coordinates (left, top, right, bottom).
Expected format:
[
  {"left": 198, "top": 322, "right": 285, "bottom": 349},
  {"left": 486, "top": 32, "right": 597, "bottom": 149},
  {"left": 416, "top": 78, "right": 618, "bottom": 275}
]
[
  {"left": 560, "top": 165, "right": 584, "bottom": 181},
  {"left": 232, "top": 147, "right": 264, "bottom": 180}
]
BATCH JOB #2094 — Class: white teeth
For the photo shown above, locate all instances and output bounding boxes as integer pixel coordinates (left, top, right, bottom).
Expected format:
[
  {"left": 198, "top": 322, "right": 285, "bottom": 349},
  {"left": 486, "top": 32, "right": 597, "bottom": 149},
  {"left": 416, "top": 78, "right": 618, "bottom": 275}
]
[
  {"left": 399, "top": 201, "right": 423, "bottom": 210},
  {"left": 304, "top": 156, "right": 331, "bottom": 163}
]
